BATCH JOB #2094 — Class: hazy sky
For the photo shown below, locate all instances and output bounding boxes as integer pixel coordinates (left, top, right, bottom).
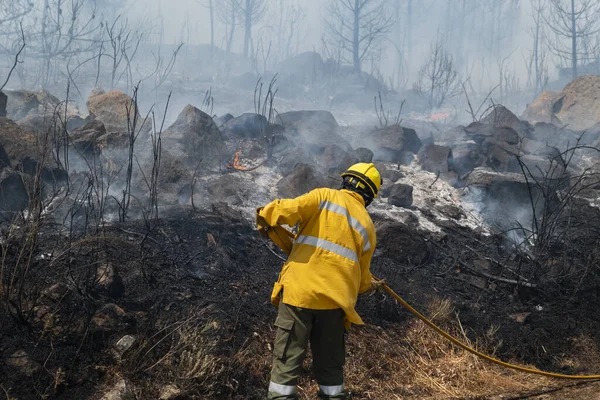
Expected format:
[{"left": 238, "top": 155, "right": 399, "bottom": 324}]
[{"left": 120, "top": 0, "right": 325, "bottom": 50}]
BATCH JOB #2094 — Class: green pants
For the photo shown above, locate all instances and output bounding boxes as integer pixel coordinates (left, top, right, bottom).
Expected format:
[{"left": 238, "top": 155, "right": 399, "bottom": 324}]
[{"left": 268, "top": 302, "right": 349, "bottom": 399}]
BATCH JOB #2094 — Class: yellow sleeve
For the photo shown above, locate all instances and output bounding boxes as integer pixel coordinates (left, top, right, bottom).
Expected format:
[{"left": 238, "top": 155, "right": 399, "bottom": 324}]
[
  {"left": 259, "top": 189, "right": 322, "bottom": 228},
  {"left": 358, "top": 232, "right": 376, "bottom": 294}
]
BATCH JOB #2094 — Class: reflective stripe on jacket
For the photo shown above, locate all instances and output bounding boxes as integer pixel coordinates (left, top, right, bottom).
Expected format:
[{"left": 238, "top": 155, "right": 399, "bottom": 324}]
[{"left": 259, "top": 188, "right": 376, "bottom": 326}]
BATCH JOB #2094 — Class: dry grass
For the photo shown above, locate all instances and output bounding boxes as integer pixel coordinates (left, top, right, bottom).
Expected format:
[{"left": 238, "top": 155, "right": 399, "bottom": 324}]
[{"left": 323, "top": 298, "right": 570, "bottom": 399}]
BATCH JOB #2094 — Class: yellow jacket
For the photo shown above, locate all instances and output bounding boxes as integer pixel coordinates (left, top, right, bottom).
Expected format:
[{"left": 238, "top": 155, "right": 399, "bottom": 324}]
[{"left": 259, "top": 188, "right": 376, "bottom": 326}]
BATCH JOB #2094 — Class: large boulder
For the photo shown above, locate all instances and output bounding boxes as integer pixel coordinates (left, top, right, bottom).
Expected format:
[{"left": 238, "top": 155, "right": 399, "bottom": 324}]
[
  {"left": 5, "top": 89, "right": 61, "bottom": 121},
  {"left": 277, "top": 146, "right": 314, "bottom": 177},
  {"left": 524, "top": 76, "right": 600, "bottom": 131},
  {"left": 277, "top": 163, "right": 329, "bottom": 198},
  {"left": 354, "top": 147, "right": 374, "bottom": 163},
  {"left": 368, "top": 125, "right": 422, "bottom": 163},
  {"left": 214, "top": 113, "right": 234, "bottom": 128},
  {"left": 449, "top": 142, "right": 484, "bottom": 176},
  {"left": 0, "top": 117, "right": 38, "bottom": 168},
  {"left": 553, "top": 75, "right": 600, "bottom": 131},
  {"left": 17, "top": 114, "right": 52, "bottom": 138},
  {"left": 467, "top": 167, "right": 527, "bottom": 188},
  {"left": 0, "top": 118, "right": 66, "bottom": 184},
  {"left": 465, "top": 168, "right": 537, "bottom": 229},
  {"left": 480, "top": 105, "right": 534, "bottom": 139},
  {"left": 385, "top": 183, "right": 413, "bottom": 207},
  {"left": 464, "top": 122, "right": 520, "bottom": 145},
  {"left": 522, "top": 91, "right": 561, "bottom": 125},
  {"left": 481, "top": 137, "right": 520, "bottom": 172},
  {"left": 418, "top": 144, "right": 451, "bottom": 173},
  {"left": 221, "top": 113, "right": 268, "bottom": 139},
  {"left": 162, "top": 105, "right": 225, "bottom": 167},
  {"left": 376, "top": 163, "right": 404, "bottom": 183},
  {"left": 530, "top": 122, "right": 580, "bottom": 149},
  {"left": 70, "top": 119, "right": 109, "bottom": 155},
  {"left": 0, "top": 168, "right": 29, "bottom": 213},
  {"left": 319, "top": 144, "right": 358, "bottom": 174},
  {"left": 276, "top": 110, "right": 352, "bottom": 153},
  {"left": 86, "top": 89, "right": 151, "bottom": 137}
]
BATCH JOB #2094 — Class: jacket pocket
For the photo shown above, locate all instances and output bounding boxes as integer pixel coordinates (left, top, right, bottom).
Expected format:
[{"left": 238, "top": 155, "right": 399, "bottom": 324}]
[{"left": 273, "top": 315, "right": 294, "bottom": 359}]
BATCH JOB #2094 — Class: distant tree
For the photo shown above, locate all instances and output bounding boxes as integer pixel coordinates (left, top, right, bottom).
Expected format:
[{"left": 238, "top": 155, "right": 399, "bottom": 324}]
[
  {"left": 414, "top": 38, "right": 461, "bottom": 110},
  {"left": 196, "top": 0, "right": 215, "bottom": 57},
  {"left": 526, "top": 0, "right": 549, "bottom": 95},
  {"left": 325, "top": 0, "right": 396, "bottom": 74},
  {"left": 274, "top": 0, "right": 305, "bottom": 62},
  {"left": 216, "top": 0, "right": 240, "bottom": 54},
  {"left": 0, "top": 0, "right": 33, "bottom": 26},
  {"left": 22, "top": 0, "right": 103, "bottom": 87},
  {"left": 544, "top": 0, "right": 600, "bottom": 80},
  {"left": 103, "top": 16, "right": 142, "bottom": 90},
  {"left": 239, "top": 0, "right": 268, "bottom": 58}
]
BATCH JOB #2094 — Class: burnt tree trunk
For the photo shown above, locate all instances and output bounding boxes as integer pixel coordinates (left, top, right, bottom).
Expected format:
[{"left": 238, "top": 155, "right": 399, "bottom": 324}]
[{"left": 353, "top": 0, "right": 360, "bottom": 73}]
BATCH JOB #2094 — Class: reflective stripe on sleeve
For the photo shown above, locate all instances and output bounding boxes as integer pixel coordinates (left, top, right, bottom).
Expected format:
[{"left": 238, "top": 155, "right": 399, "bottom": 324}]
[
  {"left": 319, "top": 200, "right": 372, "bottom": 252},
  {"left": 295, "top": 235, "right": 359, "bottom": 263},
  {"left": 268, "top": 381, "right": 297, "bottom": 395},
  {"left": 319, "top": 384, "right": 344, "bottom": 395}
]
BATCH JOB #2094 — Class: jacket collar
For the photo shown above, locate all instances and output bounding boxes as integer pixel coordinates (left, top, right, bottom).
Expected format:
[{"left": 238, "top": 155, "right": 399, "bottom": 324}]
[{"left": 340, "top": 189, "right": 366, "bottom": 207}]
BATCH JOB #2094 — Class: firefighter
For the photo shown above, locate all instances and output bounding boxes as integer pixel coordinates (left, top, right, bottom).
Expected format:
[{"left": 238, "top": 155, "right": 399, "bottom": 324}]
[{"left": 256, "top": 163, "right": 384, "bottom": 399}]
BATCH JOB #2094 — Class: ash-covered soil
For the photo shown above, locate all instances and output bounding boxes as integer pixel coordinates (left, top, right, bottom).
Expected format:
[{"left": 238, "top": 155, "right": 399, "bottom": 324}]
[{"left": 2, "top": 198, "right": 600, "bottom": 399}]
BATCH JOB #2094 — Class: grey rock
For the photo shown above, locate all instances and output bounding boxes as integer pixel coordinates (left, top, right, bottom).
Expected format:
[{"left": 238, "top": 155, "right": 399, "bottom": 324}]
[
  {"left": 277, "top": 163, "right": 330, "bottom": 198},
  {"left": 214, "top": 113, "right": 234, "bottom": 128},
  {"left": 354, "top": 147, "right": 374, "bottom": 163},
  {"left": 162, "top": 105, "right": 225, "bottom": 168},
  {"left": 369, "top": 125, "right": 422, "bottom": 163},
  {"left": 0, "top": 168, "right": 29, "bottom": 212},
  {"left": 276, "top": 110, "right": 352, "bottom": 153},
  {"left": 221, "top": 113, "right": 268, "bottom": 139},
  {"left": 386, "top": 183, "right": 413, "bottom": 207},
  {"left": 418, "top": 144, "right": 451, "bottom": 173}
]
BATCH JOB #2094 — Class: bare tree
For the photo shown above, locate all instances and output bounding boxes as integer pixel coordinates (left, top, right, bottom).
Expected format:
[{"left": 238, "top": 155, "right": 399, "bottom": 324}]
[
  {"left": 0, "top": 23, "right": 25, "bottom": 92},
  {"left": 0, "top": 0, "right": 33, "bottom": 26},
  {"left": 274, "top": 0, "right": 305, "bottom": 62},
  {"left": 414, "top": 38, "right": 461, "bottom": 110},
  {"left": 239, "top": 0, "right": 268, "bottom": 58},
  {"left": 326, "top": 0, "right": 396, "bottom": 74},
  {"left": 104, "top": 16, "right": 142, "bottom": 90},
  {"left": 216, "top": 0, "right": 240, "bottom": 54},
  {"left": 544, "top": 0, "right": 600, "bottom": 80},
  {"left": 196, "top": 0, "right": 215, "bottom": 57},
  {"left": 525, "top": 0, "right": 549, "bottom": 95},
  {"left": 23, "top": 0, "right": 103, "bottom": 88}
]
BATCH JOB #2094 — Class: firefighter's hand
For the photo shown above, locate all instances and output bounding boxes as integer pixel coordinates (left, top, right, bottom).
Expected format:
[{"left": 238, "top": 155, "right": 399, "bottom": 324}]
[
  {"left": 256, "top": 208, "right": 270, "bottom": 239},
  {"left": 257, "top": 224, "right": 270, "bottom": 239},
  {"left": 370, "top": 278, "right": 386, "bottom": 293}
]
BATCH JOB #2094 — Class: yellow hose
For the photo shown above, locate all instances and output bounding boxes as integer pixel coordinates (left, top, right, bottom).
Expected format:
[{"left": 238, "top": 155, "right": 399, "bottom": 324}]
[
  {"left": 263, "top": 226, "right": 600, "bottom": 379},
  {"left": 373, "top": 276, "right": 600, "bottom": 380}
]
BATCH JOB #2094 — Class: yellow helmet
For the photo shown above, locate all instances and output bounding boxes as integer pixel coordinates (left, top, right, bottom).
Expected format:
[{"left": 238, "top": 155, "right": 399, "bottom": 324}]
[{"left": 341, "top": 163, "right": 382, "bottom": 199}]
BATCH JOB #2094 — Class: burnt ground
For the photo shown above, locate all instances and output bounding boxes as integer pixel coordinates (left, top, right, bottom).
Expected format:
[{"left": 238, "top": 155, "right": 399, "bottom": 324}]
[{"left": 2, "top": 203, "right": 600, "bottom": 399}]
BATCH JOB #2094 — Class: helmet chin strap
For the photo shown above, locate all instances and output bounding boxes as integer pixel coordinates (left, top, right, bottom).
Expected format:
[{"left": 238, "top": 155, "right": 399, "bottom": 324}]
[{"left": 341, "top": 181, "right": 373, "bottom": 207}]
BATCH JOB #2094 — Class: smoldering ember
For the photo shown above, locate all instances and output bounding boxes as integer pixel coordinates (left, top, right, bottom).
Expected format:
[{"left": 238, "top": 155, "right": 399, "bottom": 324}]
[{"left": 3, "top": 1, "right": 600, "bottom": 399}]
